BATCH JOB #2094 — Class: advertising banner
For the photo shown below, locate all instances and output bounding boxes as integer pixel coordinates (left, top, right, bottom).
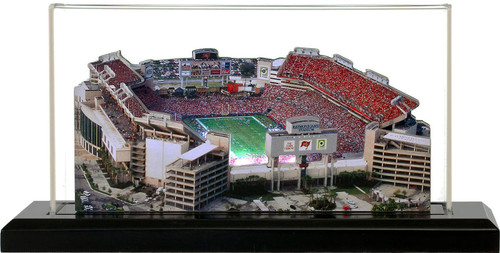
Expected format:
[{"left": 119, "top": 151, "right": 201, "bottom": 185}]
[
  {"left": 298, "top": 140, "right": 312, "bottom": 151},
  {"left": 284, "top": 140, "right": 295, "bottom": 152},
  {"left": 258, "top": 65, "right": 269, "bottom": 79}
]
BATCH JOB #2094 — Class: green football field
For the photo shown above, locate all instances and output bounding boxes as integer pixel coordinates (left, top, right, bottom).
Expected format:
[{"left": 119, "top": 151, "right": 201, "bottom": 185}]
[{"left": 195, "top": 115, "right": 276, "bottom": 159}]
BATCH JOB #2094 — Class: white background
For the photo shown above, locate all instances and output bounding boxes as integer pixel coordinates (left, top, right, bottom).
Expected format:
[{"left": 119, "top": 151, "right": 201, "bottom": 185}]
[{"left": 1, "top": 0, "right": 499, "bottom": 241}]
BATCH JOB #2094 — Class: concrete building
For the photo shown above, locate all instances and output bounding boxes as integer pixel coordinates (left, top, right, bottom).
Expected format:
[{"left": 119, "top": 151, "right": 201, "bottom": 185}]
[
  {"left": 75, "top": 51, "right": 232, "bottom": 210},
  {"left": 364, "top": 122, "right": 431, "bottom": 190},
  {"left": 164, "top": 132, "right": 230, "bottom": 210}
]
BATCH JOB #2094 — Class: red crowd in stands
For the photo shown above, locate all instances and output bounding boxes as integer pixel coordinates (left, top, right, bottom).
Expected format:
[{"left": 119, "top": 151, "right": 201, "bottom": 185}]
[
  {"left": 92, "top": 53, "right": 418, "bottom": 157},
  {"left": 123, "top": 97, "right": 146, "bottom": 118},
  {"left": 277, "top": 54, "right": 418, "bottom": 123},
  {"left": 91, "top": 59, "right": 146, "bottom": 118},
  {"left": 92, "top": 60, "right": 141, "bottom": 89},
  {"left": 262, "top": 85, "right": 366, "bottom": 154},
  {"left": 134, "top": 87, "right": 266, "bottom": 117},
  {"left": 133, "top": 83, "right": 367, "bottom": 154}
]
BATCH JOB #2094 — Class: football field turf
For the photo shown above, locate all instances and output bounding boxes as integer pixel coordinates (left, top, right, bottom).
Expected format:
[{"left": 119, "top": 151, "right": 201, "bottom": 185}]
[{"left": 196, "top": 115, "right": 273, "bottom": 159}]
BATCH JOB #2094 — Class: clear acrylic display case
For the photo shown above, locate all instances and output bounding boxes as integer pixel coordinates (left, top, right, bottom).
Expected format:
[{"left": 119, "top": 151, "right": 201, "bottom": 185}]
[
  {"left": 5, "top": 3, "right": 500, "bottom": 252},
  {"left": 49, "top": 4, "right": 452, "bottom": 214}
]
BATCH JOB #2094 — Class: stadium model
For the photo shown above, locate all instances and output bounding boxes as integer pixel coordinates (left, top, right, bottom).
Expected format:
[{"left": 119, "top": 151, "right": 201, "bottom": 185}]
[{"left": 74, "top": 48, "right": 431, "bottom": 212}]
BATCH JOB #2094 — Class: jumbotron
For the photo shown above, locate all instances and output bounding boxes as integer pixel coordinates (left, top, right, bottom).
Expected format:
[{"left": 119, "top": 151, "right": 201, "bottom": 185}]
[{"left": 75, "top": 47, "right": 431, "bottom": 210}]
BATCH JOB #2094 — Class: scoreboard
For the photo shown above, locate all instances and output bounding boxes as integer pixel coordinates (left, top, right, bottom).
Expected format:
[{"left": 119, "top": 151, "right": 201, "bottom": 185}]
[
  {"left": 195, "top": 52, "right": 218, "bottom": 59},
  {"left": 266, "top": 116, "right": 337, "bottom": 157},
  {"left": 193, "top": 48, "right": 219, "bottom": 60},
  {"left": 265, "top": 129, "right": 338, "bottom": 157}
]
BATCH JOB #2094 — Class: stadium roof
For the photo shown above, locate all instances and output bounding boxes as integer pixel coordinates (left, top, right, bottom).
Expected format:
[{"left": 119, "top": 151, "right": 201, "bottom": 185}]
[
  {"left": 272, "top": 58, "right": 285, "bottom": 67},
  {"left": 179, "top": 142, "right": 218, "bottom": 161},
  {"left": 383, "top": 132, "right": 430, "bottom": 147},
  {"left": 81, "top": 104, "right": 127, "bottom": 148},
  {"left": 80, "top": 104, "right": 100, "bottom": 125}
]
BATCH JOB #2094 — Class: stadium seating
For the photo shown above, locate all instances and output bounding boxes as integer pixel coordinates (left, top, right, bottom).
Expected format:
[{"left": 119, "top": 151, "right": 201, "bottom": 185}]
[
  {"left": 262, "top": 85, "right": 366, "bottom": 154},
  {"left": 93, "top": 52, "right": 419, "bottom": 159},
  {"left": 92, "top": 60, "right": 146, "bottom": 118},
  {"left": 92, "top": 60, "right": 141, "bottom": 88},
  {"left": 100, "top": 89, "right": 138, "bottom": 142},
  {"left": 133, "top": 83, "right": 367, "bottom": 154},
  {"left": 278, "top": 54, "right": 418, "bottom": 123},
  {"left": 95, "top": 57, "right": 370, "bottom": 155},
  {"left": 133, "top": 87, "right": 265, "bottom": 117},
  {"left": 132, "top": 87, "right": 164, "bottom": 111},
  {"left": 123, "top": 97, "right": 146, "bottom": 118}
]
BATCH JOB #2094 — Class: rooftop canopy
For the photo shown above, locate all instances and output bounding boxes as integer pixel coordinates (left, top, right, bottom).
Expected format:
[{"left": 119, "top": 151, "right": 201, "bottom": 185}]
[
  {"left": 383, "top": 132, "right": 430, "bottom": 147},
  {"left": 178, "top": 142, "right": 218, "bottom": 161}
]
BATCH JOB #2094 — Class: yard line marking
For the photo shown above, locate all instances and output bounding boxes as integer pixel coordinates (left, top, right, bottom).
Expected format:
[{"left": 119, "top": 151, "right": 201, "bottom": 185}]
[{"left": 251, "top": 116, "right": 267, "bottom": 128}]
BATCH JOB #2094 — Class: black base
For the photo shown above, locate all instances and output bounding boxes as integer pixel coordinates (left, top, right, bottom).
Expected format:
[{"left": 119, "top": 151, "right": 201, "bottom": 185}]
[{"left": 2, "top": 201, "right": 499, "bottom": 252}]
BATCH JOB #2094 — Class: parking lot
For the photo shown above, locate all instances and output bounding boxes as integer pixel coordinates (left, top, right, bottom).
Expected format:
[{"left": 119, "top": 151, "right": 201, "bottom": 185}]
[{"left": 75, "top": 165, "right": 147, "bottom": 212}]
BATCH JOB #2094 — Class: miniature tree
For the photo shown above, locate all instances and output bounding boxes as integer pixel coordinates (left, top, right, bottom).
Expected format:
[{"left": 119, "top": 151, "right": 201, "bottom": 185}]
[{"left": 302, "top": 175, "right": 313, "bottom": 190}]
